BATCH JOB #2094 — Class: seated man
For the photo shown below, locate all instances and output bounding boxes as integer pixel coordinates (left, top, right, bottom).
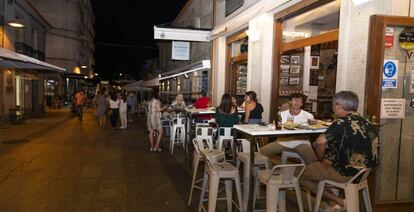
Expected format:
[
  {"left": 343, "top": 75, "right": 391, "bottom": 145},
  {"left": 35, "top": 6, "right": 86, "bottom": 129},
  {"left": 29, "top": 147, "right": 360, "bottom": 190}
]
[
  {"left": 300, "top": 91, "right": 379, "bottom": 209},
  {"left": 261, "top": 92, "right": 315, "bottom": 164}
]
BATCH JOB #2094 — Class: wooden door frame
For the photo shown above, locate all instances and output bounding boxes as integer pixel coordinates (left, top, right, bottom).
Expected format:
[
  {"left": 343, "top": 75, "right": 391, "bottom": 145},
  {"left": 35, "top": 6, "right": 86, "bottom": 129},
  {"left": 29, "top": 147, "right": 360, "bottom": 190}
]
[
  {"left": 225, "top": 30, "right": 247, "bottom": 94},
  {"left": 366, "top": 15, "right": 414, "bottom": 211}
]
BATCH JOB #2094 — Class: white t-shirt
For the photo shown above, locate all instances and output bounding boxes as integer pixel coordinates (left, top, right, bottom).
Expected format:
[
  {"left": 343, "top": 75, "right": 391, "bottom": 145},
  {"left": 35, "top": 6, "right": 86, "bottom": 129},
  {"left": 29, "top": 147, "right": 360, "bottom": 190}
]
[
  {"left": 119, "top": 100, "right": 128, "bottom": 113},
  {"left": 279, "top": 110, "right": 314, "bottom": 148},
  {"left": 109, "top": 99, "right": 120, "bottom": 109}
]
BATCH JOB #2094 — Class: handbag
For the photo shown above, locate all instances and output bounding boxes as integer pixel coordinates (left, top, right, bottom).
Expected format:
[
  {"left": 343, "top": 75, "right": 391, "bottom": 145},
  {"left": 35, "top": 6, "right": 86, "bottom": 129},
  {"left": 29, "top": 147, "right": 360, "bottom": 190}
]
[{"left": 107, "top": 109, "right": 113, "bottom": 116}]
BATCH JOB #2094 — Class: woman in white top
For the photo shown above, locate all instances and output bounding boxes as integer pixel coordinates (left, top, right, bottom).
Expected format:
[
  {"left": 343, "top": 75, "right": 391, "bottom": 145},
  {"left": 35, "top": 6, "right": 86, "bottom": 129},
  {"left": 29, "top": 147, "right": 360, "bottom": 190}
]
[
  {"left": 119, "top": 95, "right": 128, "bottom": 129},
  {"left": 108, "top": 93, "right": 121, "bottom": 129},
  {"left": 261, "top": 93, "right": 316, "bottom": 164}
]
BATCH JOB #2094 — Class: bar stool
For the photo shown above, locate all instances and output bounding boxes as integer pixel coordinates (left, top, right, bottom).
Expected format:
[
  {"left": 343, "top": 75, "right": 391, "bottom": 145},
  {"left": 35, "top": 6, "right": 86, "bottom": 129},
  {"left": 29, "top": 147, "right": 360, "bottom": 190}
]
[
  {"left": 281, "top": 151, "right": 312, "bottom": 211},
  {"left": 170, "top": 115, "right": 186, "bottom": 154},
  {"left": 236, "top": 139, "right": 270, "bottom": 212},
  {"left": 313, "top": 168, "right": 372, "bottom": 212},
  {"left": 188, "top": 138, "right": 225, "bottom": 206},
  {"left": 195, "top": 124, "right": 214, "bottom": 147},
  {"left": 253, "top": 164, "right": 306, "bottom": 212},
  {"left": 216, "top": 127, "right": 234, "bottom": 152},
  {"left": 198, "top": 151, "right": 244, "bottom": 212}
]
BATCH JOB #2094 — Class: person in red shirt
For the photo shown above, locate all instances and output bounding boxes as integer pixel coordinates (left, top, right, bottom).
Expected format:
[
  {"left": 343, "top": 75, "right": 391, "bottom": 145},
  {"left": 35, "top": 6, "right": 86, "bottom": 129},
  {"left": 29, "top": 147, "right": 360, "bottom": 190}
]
[{"left": 193, "top": 90, "right": 211, "bottom": 122}]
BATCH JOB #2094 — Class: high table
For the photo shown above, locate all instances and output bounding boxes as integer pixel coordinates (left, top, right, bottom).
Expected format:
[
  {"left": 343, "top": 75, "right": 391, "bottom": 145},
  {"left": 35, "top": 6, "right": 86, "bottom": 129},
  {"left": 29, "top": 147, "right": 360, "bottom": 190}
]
[{"left": 233, "top": 124, "right": 326, "bottom": 212}]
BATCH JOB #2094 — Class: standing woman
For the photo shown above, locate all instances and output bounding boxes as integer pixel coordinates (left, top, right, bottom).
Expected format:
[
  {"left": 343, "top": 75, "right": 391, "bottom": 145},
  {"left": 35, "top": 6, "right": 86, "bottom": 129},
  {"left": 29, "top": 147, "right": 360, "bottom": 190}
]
[
  {"left": 95, "top": 90, "right": 108, "bottom": 129},
  {"left": 119, "top": 95, "right": 128, "bottom": 129},
  {"left": 147, "top": 89, "right": 163, "bottom": 152},
  {"left": 109, "top": 93, "right": 121, "bottom": 129},
  {"left": 243, "top": 91, "right": 263, "bottom": 124}
]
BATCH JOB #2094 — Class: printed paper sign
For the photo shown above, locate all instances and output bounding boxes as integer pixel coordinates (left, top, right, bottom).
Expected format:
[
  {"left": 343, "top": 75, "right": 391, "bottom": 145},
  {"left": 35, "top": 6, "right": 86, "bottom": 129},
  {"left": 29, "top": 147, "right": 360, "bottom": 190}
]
[
  {"left": 172, "top": 41, "right": 189, "bottom": 60},
  {"left": 381, "top": 98, "right": 405, "bottom": 119},
  {"left": 384, "top": 27, "right": 394, "bottom": 49},
  {"left": 382, "top": 59, "right": 398, "bottom": 88}
]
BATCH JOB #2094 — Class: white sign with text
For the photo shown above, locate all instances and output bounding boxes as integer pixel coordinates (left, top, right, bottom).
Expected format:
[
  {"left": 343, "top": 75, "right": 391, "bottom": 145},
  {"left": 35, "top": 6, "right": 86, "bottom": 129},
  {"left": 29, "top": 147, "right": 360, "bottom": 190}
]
[
  {"left": 172, "top": 41, "right": 190, "bottom": 60},
  {"left": 381, "top": 98, "right": 405, "bottom": 119}
]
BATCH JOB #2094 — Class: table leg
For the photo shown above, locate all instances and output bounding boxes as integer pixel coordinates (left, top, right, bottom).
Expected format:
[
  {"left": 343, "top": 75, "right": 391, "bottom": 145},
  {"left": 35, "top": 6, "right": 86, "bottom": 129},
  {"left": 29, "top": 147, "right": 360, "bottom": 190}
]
[{"left": 248, "top": 135, "right": 256, "bottom": 211}]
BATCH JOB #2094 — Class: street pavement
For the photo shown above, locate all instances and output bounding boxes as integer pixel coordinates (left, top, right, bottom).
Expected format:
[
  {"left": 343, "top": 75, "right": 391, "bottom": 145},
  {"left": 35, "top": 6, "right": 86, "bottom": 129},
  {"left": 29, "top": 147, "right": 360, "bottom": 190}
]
[
  {"left": 0, "top": 108, "right": 302, "bottom": 212},
  {"left": 0, "top": 108, "right": 194, "bottom": 212}
]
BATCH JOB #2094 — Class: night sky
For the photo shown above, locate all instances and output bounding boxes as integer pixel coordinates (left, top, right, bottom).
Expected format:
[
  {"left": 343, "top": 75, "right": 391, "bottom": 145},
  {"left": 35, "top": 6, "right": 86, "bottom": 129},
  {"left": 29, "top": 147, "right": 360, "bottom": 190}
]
[{"left": 92, "top": 0, "right": 188, "bottom": 80}]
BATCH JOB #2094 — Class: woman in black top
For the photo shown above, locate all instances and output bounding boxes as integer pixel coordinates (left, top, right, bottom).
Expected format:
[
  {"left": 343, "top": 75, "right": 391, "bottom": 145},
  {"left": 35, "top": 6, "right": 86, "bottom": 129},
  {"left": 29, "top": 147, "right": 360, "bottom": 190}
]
[{"left": 243, "top": 91, "right": 263, "bottom": 124}]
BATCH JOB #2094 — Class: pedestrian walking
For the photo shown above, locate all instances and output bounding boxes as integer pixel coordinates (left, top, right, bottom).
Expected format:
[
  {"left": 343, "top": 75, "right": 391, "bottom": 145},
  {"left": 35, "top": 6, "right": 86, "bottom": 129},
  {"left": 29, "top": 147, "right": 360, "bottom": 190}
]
[
  {"left": 74, "top": 90, "right": 87, "bottom": 121},
  {"left": 119, "top": 95, "right": 128, "bottom": 129},
  {"left": 108, "top": 93, "right": 120, "bottom": 129},
  {"left": 147, "top": 89, "right": 163, "bottom": 152},
  {"left": 127, "top": 91, "right": 137, "bottom": 122},
  {"left": 95, "top": 90, "right": 108, "bottom": 129}
]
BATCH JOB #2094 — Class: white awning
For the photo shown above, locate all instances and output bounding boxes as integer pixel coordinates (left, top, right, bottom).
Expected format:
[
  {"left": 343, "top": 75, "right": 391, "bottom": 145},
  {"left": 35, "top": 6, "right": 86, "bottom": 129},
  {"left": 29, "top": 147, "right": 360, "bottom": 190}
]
[
  {"left": 154, "top": 26, "right": 211, "bottom": 42},
  {"left": 122, "top": 80, "right": 152, "bottom": 91},
  {"left": 158, "top": 60, "right": 210, "bottom": 81},
  {"left": 143, "top": 77, "right": 159, "bottom": 87},
  {"left": 0, "top": 47, "right": 65, "bottom": 72}
]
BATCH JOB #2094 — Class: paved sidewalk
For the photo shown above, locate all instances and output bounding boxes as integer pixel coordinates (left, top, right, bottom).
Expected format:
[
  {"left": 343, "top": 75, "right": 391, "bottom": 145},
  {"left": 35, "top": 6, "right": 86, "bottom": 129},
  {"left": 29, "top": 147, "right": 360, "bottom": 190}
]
[{"left": 0, "top": 108, "right": 73, "bottom": 143}]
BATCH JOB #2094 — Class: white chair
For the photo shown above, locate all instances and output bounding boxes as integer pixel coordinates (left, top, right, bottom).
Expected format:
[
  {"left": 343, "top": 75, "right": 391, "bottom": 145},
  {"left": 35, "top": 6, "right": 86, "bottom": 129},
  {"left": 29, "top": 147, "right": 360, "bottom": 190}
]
[
  {"left": 194, "top": 124, "right": 214, "bottom": 147},
  {"left": 198, "top": 150, "right": 244, "bottom": 212},
  {"left": 280, "top": 151, "right": 312, "bottom": 211},
  {"left": 188, "top": 138, "right": 225, "bottom": 206},
  {"left": 253, "top": 164, "right": 306, "bottom": 212},
  {"left": 217, "top": 127, "right": 234, "bottom": 153},
  {"left": 170, "top": 114, "right": 186, "bottom": 154},
  {"left": 160, "top": 118, "right": 171, "bottom": 136},
  {"left": 236, "top": 139, "right": 270, "bottom": 212},
  {"left": 313, "top": 168, "right": 372, "bottom": 212}
]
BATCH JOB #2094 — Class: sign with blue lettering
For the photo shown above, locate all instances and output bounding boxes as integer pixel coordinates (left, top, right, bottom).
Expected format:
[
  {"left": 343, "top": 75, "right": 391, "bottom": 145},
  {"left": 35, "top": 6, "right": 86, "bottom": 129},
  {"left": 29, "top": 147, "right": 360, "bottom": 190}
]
[{"left": 382, "top": 59, "right": 398, "bottom": 88}]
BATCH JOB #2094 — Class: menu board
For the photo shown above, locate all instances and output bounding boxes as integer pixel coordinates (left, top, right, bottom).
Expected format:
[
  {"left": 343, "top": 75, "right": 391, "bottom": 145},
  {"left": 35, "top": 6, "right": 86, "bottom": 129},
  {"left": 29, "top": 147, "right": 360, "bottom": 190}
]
[{"left": 279, "top": 53, "right": 303, "bottom": 95}]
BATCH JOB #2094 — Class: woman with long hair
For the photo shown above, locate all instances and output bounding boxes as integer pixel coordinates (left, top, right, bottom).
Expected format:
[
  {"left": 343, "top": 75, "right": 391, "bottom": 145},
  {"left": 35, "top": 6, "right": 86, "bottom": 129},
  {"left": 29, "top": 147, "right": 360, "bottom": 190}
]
[
  {"left": 147, "top": 89, "right": 163, "bottom": 152},
  {"left": 119, "top": 95, "right": 128, "bottom": 129},
  {"left": 243, "top": 91, "right": 263, "bottom": 124},
  {"left": 95, "top": 90, "right": 108, "bottom": 129},
  {"left": 171, "top": 93, "right": 187, "bottom": 110},
  {"left": 215, "top": 93, "right": 239, "bottom": 127}
]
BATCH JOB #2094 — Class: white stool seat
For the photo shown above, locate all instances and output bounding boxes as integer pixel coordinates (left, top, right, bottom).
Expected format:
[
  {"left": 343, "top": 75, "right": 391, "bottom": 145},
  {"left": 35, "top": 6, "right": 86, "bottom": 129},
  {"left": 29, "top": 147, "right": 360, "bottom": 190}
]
[{"left": 237, "top": 152, "right": 270, "bottom": 164}]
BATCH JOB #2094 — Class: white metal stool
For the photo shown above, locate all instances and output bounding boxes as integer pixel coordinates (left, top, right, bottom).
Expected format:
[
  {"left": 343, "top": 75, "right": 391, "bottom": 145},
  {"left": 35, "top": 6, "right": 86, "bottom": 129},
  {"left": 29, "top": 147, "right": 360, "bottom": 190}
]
[
  {"left": 188, "top": 138, "right": 225, "bottom": 206},
  {"left": 170, "top": 115, "right": 186, "bottom": 154},
  {"left": 253, "top": 164, "right": 306, "bottom": 212},
  {"left": 313, "top": 168, "right": 372, "bottom": 212},
  {"left": 236, "top": 139, "right": 270, "bottom": 212},
  {"left": 198, "top": 151, "right": 244, "bottom": 212},
  {"left": 217, "top": 127, "right": 234, "bottom": 153}
]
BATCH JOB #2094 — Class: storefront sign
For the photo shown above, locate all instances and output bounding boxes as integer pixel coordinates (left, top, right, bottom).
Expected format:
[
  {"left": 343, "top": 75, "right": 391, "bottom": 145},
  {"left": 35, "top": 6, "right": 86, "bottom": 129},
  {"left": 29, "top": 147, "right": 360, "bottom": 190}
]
[
  {"left": 382, "top": 59, "right": 398, "bottom": 88},
  {"left": 410, "top": 69, "right": 414, "bottom": 94},
  {"left": 399, "top": 28, "right": 414, "bottom": 51},
  {"left": 172, "top": 41, "right": 190, "bottom": 60},
  {"left": 384, "top": 27, "right": 394, "bottom": 49},
  {"left": 381, "top": 98, "right": 405, "bottom": 119}
]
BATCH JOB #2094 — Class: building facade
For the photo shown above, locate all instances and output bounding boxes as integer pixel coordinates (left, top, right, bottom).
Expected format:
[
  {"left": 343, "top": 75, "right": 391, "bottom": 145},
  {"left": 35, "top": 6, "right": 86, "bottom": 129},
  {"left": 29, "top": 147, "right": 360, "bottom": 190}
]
[
  {"left": 211, "top": 0, "right": 414, "bottom": 210},
  {"left": 30, "top": 0, "right": 95, "bottom": 101},
  {"left": 155, "top": 0, "right": 212, "bottom": 102}
]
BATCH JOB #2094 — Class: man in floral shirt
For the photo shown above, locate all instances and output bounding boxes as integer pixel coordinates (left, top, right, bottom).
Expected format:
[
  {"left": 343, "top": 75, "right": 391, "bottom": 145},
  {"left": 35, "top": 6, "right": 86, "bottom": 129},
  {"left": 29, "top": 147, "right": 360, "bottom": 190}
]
[{"left": 300, "top": 91, "right": 379, "bottom": 209}]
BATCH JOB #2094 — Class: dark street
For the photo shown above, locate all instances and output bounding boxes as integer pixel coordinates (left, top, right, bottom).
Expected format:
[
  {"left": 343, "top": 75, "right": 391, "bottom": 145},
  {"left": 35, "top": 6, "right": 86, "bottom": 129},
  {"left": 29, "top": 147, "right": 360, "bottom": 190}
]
[{"left": 0, "top": 109, "right": 192, "bottom": 211}]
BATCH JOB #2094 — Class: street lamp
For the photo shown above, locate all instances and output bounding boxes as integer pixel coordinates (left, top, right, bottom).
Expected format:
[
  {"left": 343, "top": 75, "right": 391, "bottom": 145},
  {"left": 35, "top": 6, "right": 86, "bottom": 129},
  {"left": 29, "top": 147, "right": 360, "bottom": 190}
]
[
  {"left": 94, "top": 73, "right": 98, "bottom": 76},
  {"left": 119, "top": 73, "right": 123, "bottom": 76}
]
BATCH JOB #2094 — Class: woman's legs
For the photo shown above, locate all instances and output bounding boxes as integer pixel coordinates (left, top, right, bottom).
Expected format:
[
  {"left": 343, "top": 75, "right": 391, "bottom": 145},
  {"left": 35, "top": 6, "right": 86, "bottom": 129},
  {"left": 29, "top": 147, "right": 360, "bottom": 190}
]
[
  {"left": 154, "top": 128, "right": 163, "bottom": 150},
  {"left": 120, "top": 112, "right": 127, "bottom": 128},
  {"left": 149, "top": 129, "right": 154, "bottom": 150},
  {"left": 111, "top": 109, "right": 119, "bottom": 128}
]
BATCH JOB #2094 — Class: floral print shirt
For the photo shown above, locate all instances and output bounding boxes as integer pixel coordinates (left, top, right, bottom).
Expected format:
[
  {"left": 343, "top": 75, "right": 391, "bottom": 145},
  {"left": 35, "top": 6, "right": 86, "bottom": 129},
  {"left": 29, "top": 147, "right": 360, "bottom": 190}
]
[{"left": 325, "top": 113, "right": 379, "bottom": 176}]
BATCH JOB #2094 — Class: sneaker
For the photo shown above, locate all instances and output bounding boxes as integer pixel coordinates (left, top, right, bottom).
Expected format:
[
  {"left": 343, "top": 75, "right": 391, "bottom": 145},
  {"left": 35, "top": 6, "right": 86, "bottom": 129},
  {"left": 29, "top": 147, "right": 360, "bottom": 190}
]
[
  {"left": 157, "top": 148, "right": 162, "bottom": 152},
  {"left": 150, "top": 148, "right": 154, "bottom": 152}
]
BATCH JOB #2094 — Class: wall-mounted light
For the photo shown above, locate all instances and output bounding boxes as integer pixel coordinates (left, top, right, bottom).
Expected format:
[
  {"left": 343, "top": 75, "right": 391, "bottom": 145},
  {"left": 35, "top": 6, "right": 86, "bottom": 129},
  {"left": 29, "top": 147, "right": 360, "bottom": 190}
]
[
  {"left": 184, "top": 73, "right": 189, "bottom": 79},
  {"left": 119, "top": 73, "right": 122, "bottom": 76},
  {"left": 7, "top": 17, "right": 25, "bottom": 28},
  {"left": 94, "top": 73, "right": 98, "bottom": 76},
  {"left": 81, "top": 65, "right": 87, "bottom": 69},
  {"left": 84, "top": 76, "right": 88, "bottom": 79}
]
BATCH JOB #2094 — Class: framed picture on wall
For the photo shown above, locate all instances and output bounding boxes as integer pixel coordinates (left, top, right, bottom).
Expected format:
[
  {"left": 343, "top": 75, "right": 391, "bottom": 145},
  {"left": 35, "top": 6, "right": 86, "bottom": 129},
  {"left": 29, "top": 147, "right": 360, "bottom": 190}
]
[
  {"left": 290, "top": 65, "right": 301, "bottom": 74},
  {"left": 291, "top": 55, "right": 301, "bottom": 65},
  {"left": 281, "top": 55, "right": 290, "bottom": 64},
  {"left": 280, "top": 77, "right": 289, "bottom": 85},
  {"left": 281, "top": 65, "right": 290, "bottom": 74},
  {"left": 310, "top": 56, "right": 320, "bottom": 69},
  {"left": 289, "top": 77, "right": 300, "bottom": 85}
]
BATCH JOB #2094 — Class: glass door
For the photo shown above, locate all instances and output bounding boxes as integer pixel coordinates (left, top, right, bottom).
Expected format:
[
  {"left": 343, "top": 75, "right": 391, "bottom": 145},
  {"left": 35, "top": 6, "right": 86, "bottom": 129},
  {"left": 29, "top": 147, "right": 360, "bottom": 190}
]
[{"left": 366, "top": 15, "right": 414, "bottom": 209}]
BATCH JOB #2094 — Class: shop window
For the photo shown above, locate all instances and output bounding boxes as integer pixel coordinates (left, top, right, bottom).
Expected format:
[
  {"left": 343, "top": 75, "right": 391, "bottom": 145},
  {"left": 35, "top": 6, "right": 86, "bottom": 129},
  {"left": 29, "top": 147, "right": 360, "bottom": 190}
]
[
  {"left": 225, "top": 0, "right": 244, "bottom": 17},
  {"left": 226, "top": 30, "right": 248, "bottom": 97},
  {"left": 272, "top": 0, "right": 340, "bottom": 120}
]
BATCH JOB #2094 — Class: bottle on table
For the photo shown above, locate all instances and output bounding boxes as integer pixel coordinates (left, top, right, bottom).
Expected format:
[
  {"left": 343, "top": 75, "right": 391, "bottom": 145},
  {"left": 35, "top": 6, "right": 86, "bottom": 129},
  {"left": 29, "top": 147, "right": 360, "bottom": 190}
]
[{"left": 276, "top": 112, "right": 282, "bottom": 130}]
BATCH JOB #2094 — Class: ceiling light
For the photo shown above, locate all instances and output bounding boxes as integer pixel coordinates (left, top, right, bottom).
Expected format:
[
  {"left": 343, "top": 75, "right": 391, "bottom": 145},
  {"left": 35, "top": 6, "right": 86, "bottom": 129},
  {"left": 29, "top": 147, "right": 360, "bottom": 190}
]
[
  {"left": 7, "top": 17, "right": 25, "bottom": 28},
  {"left": 81, "top": 65, "right": 87, "bottom": 69},
  {"left": 351, "top": 0, "right": 372, "bottom": 5},
  {"left": 184, "top": 73, "right": 189, "bottom": 79}
]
